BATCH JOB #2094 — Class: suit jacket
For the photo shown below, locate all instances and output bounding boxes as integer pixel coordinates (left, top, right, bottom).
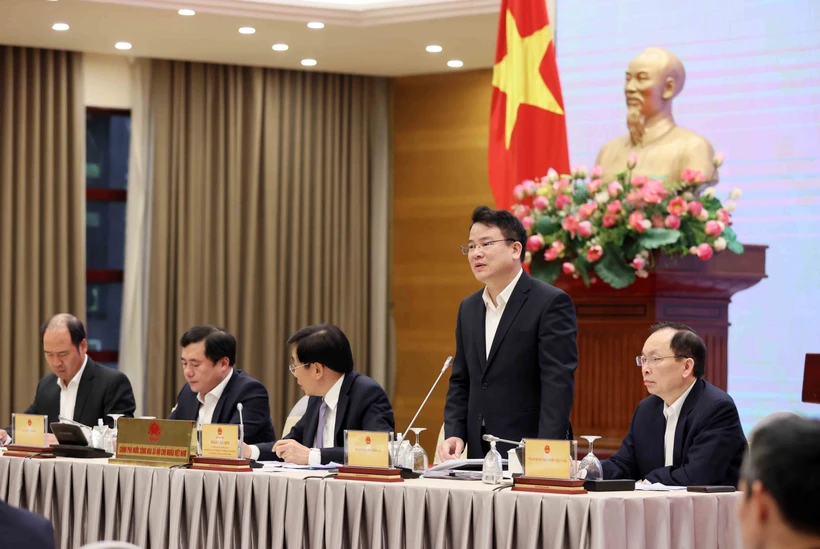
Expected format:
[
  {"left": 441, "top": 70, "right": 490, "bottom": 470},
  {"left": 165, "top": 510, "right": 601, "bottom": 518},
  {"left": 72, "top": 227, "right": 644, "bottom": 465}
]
[
  {"left": 0, "top": 499, "right": 55, "bottom": 549},
  {"left": 255, "top": 371, "right": 394, "bottom": 464},
  {"left": 24, "top": 357, "right": 135, "bottom": 430},
  {"left": 444, "top": 271, "right": 579, "bottom": 458},
  {"left": 168, "top": 368, "right": 276, "bottom": 445},
  {"left": 601, "top": 378, "right": 747, "bottom": 486}
]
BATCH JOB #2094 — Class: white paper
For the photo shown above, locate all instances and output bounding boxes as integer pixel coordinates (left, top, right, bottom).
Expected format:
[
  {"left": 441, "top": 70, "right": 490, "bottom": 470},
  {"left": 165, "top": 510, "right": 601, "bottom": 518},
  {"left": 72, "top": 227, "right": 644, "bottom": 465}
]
[
  {"left": 634, "top": 481, "right": 687, "bottom": 491},
  {"left": 257, "top": 461, "right": 341, "bottom": 471}
]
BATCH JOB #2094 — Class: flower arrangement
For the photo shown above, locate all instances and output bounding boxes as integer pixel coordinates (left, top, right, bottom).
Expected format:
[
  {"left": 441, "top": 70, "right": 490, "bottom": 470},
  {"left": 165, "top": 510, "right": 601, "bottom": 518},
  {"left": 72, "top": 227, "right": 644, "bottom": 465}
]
[{"left": 512, "top": 153, "right": 744, "bottom": 289}]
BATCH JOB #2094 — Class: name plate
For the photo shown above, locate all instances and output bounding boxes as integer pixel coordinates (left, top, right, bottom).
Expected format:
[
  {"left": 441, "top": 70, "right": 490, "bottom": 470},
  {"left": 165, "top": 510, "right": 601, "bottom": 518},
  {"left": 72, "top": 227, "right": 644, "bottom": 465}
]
[
  {"left": 111, "top": 418, "right": 194, "bottom": 467},
  {"left": 11, "top": 414, "right": 48, "bottom": 447},
  {"left": 523, "top": 439, "right": 572, "bottom": 479},
  {"left": 199, "top": 424, "right": 240, "bottom": 458},
  {"left": 344, "top": 430, "right": 391, "bottom": 468}
]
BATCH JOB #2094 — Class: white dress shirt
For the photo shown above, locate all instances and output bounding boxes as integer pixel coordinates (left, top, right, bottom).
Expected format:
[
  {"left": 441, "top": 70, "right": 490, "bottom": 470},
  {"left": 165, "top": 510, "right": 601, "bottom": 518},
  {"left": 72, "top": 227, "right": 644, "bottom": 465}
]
[
  {"left": 482, "top": 268, "right": 524, "bottom": 359},
  {"left": 197, "top": 368, "right": 233, "bottom": 426},
  {"left": 57, "top": 355, "right": 88, "bottom": 422},
  {"left": 662, "top": 379, "right": 697, "bottom": 467}
]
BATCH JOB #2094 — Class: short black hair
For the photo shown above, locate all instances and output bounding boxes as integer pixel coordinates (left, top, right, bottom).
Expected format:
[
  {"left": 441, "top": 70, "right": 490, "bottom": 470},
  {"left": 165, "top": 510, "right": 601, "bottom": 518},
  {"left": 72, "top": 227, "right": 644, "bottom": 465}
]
[
  {"left": 649, "top": 322, "right": 706, "bottom": 378},
  {"left": 40, "top": 314, "right": 87, "bottom": 347},
  {"left": 470, "top": 206, "right": 527, "bottom": 263},
  {"left": 741, "top": 415, "right": 820, "bottom": 537},
  {"left": 179, "top": 325, "right": 236, "bottom": 366},
  {"left": 287, "top": 324, "right": 354, "bottom": 375}
]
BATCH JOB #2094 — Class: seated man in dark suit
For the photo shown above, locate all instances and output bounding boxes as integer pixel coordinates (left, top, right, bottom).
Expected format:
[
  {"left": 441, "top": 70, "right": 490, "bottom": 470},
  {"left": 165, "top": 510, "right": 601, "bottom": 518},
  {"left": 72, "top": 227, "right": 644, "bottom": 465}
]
[
  {"left": 0, "top": 500, "right": 55, "bottom": 549},
  {"left": 244, "top": 324, "right": 394, "bottom": 465},
  {"left": 600, "top": 322, "right": 747, "bottom": 486},
  {"left": 168, "top": 325, "right": 275, "bottom": 445},
  {"left": 0, "top": 314, "right": 135, "bottom": 445}
]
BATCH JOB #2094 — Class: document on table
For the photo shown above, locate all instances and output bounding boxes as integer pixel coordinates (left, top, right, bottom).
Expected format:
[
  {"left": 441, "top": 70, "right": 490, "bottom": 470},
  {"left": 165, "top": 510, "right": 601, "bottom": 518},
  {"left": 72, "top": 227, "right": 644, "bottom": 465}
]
[
  {"left": 257, "top": 461, "right": 341, "bottom": 472},
  {"left": 634, "top": 481, "right": 687, "bottom": 491}
]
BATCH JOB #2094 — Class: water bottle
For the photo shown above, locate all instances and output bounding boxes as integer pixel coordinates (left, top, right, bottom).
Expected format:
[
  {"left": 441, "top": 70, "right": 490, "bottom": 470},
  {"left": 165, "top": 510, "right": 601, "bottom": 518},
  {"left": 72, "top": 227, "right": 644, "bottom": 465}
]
[
  {"left": 482, "top": 440, "right": 503, "bottom": 484},
  {"left": 91, "top": 419, "right": 108, "bottom": 449}
]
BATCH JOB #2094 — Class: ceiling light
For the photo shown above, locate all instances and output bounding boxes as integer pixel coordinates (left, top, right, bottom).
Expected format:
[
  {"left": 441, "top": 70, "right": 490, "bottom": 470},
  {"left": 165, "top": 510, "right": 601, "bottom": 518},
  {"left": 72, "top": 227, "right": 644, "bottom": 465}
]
[
  {"left": 178, "top": 9, "right": 195, "bottom": 16},
  {"left": 239, "top": 27, "right": 256, "bottom": 35},
  {"left": 272, "top": 44, "right": 289, "bottom": 52},
  {"left": 447, "top": 60, "right": 464, "bottom": 68},
  {"left": 115, "top": 42, "right": 132, "bottom": 51},
  {"left": 307, "top": 22, "right": 324, "bottom": 29},
  {"left": 426, "top": 45, "right": 442, "bottom": 53},
  {"left": 52, "top": 23, "right": 69, "bottom": 31},
  {"left": 301, "top": 59, "right": 317, "bottom": 67}
]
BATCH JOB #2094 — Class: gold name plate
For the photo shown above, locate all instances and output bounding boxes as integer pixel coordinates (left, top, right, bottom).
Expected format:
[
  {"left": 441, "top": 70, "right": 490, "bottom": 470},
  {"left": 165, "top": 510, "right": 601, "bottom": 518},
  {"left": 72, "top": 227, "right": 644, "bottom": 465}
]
[
  {"left": 523, "top": 439, "right": 572, "bottom": 479},
  {"left": 11, "top": 413, "right": 48, "bottom": 447},
  {"left": 199, "top": 424, "right": 240, "bottom": 459},
  {"left": 109, "top": 418, "right": 196, "bottom": 468},
  {"left": 344, "top": 430, "right": 391, "bottom": 468}
]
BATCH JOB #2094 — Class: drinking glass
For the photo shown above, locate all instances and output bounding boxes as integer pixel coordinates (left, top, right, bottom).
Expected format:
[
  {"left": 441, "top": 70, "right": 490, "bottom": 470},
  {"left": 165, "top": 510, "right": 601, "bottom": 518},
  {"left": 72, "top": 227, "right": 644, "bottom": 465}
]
[
  {"left": 408, "top": 427, "right": 428, "bottom": 473},
  {"left": 579, "top": 435, "right": 602, "bottom": 480}
]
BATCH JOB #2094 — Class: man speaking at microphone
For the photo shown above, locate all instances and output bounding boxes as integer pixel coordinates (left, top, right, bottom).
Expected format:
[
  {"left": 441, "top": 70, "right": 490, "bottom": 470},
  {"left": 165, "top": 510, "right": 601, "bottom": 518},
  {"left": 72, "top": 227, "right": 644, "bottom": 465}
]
[
  {"left": 438, "top": 206, "right": 579, "bottom": 461},
  {"left": 168, "top": 325, "right": 275, "bottom": 444}
]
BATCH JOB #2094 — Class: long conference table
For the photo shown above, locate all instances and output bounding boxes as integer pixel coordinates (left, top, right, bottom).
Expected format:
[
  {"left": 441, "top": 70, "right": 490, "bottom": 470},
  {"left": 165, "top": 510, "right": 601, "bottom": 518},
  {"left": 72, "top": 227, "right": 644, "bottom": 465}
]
[{"left": 0, "top": 455, "right": 743, "bottom": 549}]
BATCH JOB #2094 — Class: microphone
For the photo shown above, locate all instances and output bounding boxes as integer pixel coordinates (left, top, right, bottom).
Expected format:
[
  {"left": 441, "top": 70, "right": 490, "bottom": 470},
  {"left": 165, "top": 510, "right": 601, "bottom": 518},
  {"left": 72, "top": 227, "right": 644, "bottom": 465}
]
[
  {"left": 396, "top": 356, "right": 453, "bottom": 452},
  {"left": 482, "top": 433, "right": 525, "bottom": 447},
  {"left": 237, "top": 403, "right": 245, "bottom": 455}
]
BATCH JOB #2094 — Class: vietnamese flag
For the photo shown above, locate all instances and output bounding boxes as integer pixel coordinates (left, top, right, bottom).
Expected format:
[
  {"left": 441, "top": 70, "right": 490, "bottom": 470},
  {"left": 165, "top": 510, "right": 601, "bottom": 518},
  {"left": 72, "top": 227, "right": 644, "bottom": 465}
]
[{"left": 488, "top": 0, "right": 570, "bottom": 211}]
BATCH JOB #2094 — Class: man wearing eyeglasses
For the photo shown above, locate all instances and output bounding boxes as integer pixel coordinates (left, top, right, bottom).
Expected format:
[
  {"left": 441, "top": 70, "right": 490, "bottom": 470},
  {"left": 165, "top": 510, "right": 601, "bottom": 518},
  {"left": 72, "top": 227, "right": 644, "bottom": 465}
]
[
  {"left": 438, "top": 206, "right": 579, "bottom": 462},
  {"left": 600, "top": 322, "right": 747, "bottom": 486}
]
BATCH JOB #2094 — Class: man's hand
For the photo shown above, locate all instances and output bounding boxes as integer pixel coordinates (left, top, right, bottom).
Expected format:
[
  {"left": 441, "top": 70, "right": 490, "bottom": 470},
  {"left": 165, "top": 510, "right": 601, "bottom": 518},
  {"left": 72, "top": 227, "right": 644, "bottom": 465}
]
[
  {"left": 437, "top": 436, "right": 464, "bottom": 462},
  {"left": 241, "top": 442, "right": 252, "bottom": 459},
  {"left": 272, "top": 439, "right": 311, "bottom": 465},
  {"left": 0, "top": 429, "right": 7, "bottom": 446}
]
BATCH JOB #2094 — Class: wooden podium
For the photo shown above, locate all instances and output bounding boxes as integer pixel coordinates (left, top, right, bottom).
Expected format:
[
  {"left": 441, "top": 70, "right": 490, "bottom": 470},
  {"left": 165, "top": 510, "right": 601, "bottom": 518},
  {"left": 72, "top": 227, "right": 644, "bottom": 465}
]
[{"left": 553, "top": 245, "right": 767, "bottom": 454}]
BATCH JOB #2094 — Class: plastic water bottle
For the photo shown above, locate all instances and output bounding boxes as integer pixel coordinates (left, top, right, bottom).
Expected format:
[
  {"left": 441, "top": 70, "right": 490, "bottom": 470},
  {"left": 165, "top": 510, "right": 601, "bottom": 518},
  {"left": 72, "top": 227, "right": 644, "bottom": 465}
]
[
  {"left": 482, "top": 440, "right": 503, "bottom": 484},
  {"left": 91, "top": 419, "right": 108, "bottom": 449}
]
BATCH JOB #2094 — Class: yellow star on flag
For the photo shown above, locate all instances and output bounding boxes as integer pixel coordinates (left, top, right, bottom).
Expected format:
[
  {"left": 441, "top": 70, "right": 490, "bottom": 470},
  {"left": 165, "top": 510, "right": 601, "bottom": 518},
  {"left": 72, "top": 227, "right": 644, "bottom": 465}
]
[{"left": 492, "top": 10, "right": 564, "bottom": 149}]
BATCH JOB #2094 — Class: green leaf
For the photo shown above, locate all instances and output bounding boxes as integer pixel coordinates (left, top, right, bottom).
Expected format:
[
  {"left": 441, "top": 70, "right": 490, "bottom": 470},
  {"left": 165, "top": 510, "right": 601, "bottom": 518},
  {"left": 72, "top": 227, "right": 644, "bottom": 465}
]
[
  {"left": 727, "top": 240, "right": 744, "bottom": 254},
  {"left": 530, "top": 252, "right": 561, "bottom": 285},
  {"left": 722, "top": 226, "right": 738, "bottom": 242},
  {"left": 573, "top": 182, "right": 589, "bottom": 202},
  {"left": 536, "top": 216, "right": 559, "bottom": 235},
  {"left": 594, "top": 244, "right": 636, "bottom": 289},
  {"left": 638, "top": 228, "right": 681, "bottom": 250}
]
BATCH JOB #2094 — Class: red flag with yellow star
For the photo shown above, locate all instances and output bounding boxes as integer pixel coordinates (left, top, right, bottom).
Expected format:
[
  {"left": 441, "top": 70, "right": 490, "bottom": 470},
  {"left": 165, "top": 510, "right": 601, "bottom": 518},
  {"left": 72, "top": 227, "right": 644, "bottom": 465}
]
[{"left": 489, "top": 0, "right": 570, "bottom": 211}]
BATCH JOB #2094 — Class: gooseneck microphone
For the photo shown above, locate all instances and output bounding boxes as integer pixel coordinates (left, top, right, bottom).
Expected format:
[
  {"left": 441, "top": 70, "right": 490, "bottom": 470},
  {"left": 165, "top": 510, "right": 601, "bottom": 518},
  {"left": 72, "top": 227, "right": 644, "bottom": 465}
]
[
  {"left": 396, "top": 356, "right": 454, "bottom": 451},
  {"left": 482, "top": 433, "right": 525, "bottom": 447},
  {"left": 237, "top": 403, "right": 245, "bottom": 455}
]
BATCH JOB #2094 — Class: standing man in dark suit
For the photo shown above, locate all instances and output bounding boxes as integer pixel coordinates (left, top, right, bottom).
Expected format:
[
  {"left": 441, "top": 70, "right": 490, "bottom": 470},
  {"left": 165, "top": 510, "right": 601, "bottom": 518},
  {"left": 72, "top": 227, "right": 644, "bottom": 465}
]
[
  {"left": 438, "top": 206, "right": 579, "bottom": 461},
  {"left": 0, "top": 314, "right": 135, "bottom": 445},
  {"left": 168, "top": 325, "right": 276, "bottom": 445},
  {"left": 244, "top": 324, "right": 394, "bottom": 465},
  {"left": 0, "top": 500, "right": 55, "bottom": 549},
  {"left": 600, "top": 322, "right": 748, "bottom": 486}
]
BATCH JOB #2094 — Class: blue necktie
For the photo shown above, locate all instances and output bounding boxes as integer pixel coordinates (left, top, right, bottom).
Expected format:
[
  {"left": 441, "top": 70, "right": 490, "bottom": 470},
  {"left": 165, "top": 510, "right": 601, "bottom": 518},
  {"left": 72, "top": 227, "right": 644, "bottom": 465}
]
[{"left": 314, "top": 401, "right": 329, "bottom": 449}]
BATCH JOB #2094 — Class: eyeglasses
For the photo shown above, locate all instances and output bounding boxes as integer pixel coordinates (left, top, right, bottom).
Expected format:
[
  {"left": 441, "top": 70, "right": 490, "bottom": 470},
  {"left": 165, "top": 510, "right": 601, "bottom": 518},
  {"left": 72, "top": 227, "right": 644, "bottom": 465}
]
[
  {"left": 288, "top": 361, "right": 312, "bottom": 376},
  {"left": 460, "top": 239, "right": 514, "bottom": 255},
  {"left": 635, "top": 356, "right": 688, "bottom": 367}
]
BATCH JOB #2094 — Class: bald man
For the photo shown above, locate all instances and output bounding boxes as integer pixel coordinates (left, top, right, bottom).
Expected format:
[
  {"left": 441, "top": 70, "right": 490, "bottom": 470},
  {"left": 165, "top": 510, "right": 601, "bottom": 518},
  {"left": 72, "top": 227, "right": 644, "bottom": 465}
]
[
  {"left": 0, "top": 314, "right": 135, "bottom": 445},
  {"left": 595, "top": 47, "right": 717, "bottom": 185}
]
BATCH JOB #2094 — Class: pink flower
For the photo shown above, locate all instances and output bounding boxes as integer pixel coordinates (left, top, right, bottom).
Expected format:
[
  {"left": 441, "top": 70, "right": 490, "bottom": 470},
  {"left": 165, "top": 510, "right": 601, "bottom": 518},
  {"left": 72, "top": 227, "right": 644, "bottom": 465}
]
[
  {"left": 602, "top": 213, "right": 618, "bottom": 228},
  {"left": 522, "top": 179, "right": 538, "bottom": 194},
  {"left": 533, "top": 196, "right": 549, "bottom": 211},
  {"left": 513, "top": 184, "right": 525, "bottom": 201},
  {"left": 705, "top": 220, "right": 723, "bottom": 237},
  {"left": 631, "top": 175, "right": 649, "bottom": 188},
  {"left": 587, "top": 179, "right": 603, "bottom": 193},
  {"left": 546, "top": 168, "right": 559, "bottom": 182},
  {"left": 628, "top": 211, "right": 646, "bottom": 233},
  {"left": 521, "top": 216, "right": 533, "bottom": 230},
  {"left": 649, "top": 214, "right": 663, "bottom": 228},
  {"left": 608, "top": 181, "right": 623, "bottom": 197},
  {"left": 665, "top": 215, "right": 681, "bottom": 229},
  {"left": 681, "top": 169, "right": 698, "bottom": 183},
  {"left": 590, "top": 164, "right": 604, "bottom": 180},
  {"left": 562, "top": 215, "right": 579, "bottom": 238},
  {"left": 667, "top": 197, "right": 687, "bottom": 216},
  {"left": 544, "top": 247, "right": 559, "bottom": 261},
  {"left": 526, "top": 234, "right": 544, "bottom": 251},
  {"left": 627, "top": 152, "right": 637, "bottom": 169},
  {"left": 555, "top": 194, "right": 572, "bottom": 210},
  {"left": 606, "top": 200, "right": 623, "bottom": 214},
  {"left": 688, "top": 201, "right": 704, "bottom": 217},
  {"left": 640, "top": 180, "right": 668, "bottom": 204},
  {"left": 716, "top": 208, "right": 730, "bottom": 225},
  {"left": 513, "top": 204, "right": 531, "bottom": 219},
  {"left": 625, "top": 190, "right": 643, "bottom": 208},
  {"left": 553, "top": 178, "right": 571, "bottom": 191},
  {"left": 586, "top": 245, "right": 603, "bottom": 263},
  {"left": 551, "top": 240, "right": 565, "bottom": 254},
  {"left": 562, "top": 262, "right": 576, "bottom": 275},
  {"left": 573, "top": 165, "right": 588, "bottom": 179},
  {"left": 578, "top": 202, "right": 598, "bottom": 219},
  {"left": 713, "top": 152, "right": 724, "bottom": 168},
  {"left": 696, "top": 243, "right": 714, "bottom": 261},
  {"left": 578, "top": 221, "right": 594, "bottom": 238},
  {"left": 632, "top": 256, "right": 646, "bottom": 270}
]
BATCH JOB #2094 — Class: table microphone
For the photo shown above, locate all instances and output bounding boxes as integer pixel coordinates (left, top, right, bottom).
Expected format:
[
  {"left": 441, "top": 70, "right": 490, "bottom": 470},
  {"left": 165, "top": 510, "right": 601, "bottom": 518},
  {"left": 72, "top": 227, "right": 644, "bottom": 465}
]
[
  {"left": 237, "top": 403, "right": 245, "bottom": 449},
  {"left": 482, "top": 433, "right": 525, "bottom": 447},
  {"left": 397, "top": 356, "right": 453, "bottom": 449}
]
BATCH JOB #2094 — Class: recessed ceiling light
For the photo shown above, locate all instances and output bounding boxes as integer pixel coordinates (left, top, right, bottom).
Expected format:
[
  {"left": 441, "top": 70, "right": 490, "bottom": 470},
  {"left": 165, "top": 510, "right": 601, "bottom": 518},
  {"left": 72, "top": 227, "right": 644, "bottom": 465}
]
[
  {"left": 447, "top": 60, "right": 464, "bottom": 68},
  {"left": 115, "top": 42, "right": 132, "bottom": 51},
  {"left": 178, "top": 9, "right": 195, "bottom": 16},
  {"left": 301, "top": 59, "right": 317, "bottom": 67},
  {"left": 307, "top": 22, "right": 324, "bottom": 29},
  {"left": 239, "top": 27, "right": 256, "bottom": 35},
  {"left": 426, "top": 45, "right": 443, "bottom": 53},
  {"left": 52, "top": 23, "right": 69, "bottom": 31},
  {"left": 272, "top": 44, "right": 289, "bottom": 52}
]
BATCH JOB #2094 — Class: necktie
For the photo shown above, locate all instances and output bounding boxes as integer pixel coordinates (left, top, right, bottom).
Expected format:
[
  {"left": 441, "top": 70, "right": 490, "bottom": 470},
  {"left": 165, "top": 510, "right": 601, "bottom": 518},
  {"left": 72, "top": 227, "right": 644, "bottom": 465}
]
[{"left": 314, "top": 400, "right": 329, "bottom": 449}]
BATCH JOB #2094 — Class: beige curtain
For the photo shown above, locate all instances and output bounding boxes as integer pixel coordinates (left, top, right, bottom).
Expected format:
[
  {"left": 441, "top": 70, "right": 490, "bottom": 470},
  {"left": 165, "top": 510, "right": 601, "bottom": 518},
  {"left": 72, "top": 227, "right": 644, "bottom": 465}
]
[
  {"left": 144, "top": 60, "right": 390, "bottom": 431},
  {"left": 0, "top": 46, "right": 85, "bottom": 420}
]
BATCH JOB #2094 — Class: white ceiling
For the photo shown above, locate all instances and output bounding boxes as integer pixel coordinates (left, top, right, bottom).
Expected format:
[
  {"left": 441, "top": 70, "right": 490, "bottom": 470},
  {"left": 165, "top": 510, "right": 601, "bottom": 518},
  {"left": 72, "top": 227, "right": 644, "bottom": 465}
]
[{"left": 0, "top": 0, "right": 500, "bottom": 76}]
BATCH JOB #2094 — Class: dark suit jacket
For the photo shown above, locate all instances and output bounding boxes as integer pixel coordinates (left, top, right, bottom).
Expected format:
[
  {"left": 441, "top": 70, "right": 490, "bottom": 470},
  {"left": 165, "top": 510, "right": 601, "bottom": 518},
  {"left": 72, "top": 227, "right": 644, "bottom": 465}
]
[
  {"left": 167, "top": 368, "right": 276, "bottom": 445},
  {"left": 444, "top": 271, "right": 579, "bottom": 458},
  {"left": 255, "top": 371, "right": 394, "bottom": 464},
  {"left": 0, "top": 499, "right": 55, "bottom": 549},
  {"left": 24, "top": 357, "right": 135, "bottom": 430},
  {"left": 601, "top": 379, "right": 747, "bottom": 486}
]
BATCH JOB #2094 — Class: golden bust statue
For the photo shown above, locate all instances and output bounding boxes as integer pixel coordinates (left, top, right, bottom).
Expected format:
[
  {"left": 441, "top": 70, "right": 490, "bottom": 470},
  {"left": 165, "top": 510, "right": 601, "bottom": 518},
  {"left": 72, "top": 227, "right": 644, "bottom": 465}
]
[{"left": 595, "top": 47, "right": 717, "bottom": 185}]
